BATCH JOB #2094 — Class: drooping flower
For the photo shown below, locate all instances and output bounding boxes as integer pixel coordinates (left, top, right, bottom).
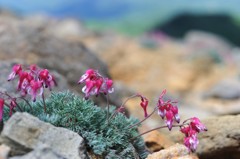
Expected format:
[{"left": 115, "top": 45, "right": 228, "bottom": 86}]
[
  {"left": 17, "top": 71, "right": 29, "bottom": 91},
  {"left": 39, "top": 69, "right": 57, "bottom": 90},
  {"left": 78, "top": 69, "right": 114, "bottom": 99},
  {"left": 139, "top": 95, "right": 149, "bottom": 118},
  {"left": 82, "top": 79, "right": 97, "bottom": 99},
  {"left": 156, "top": 90, "right": 180, "bottom": 130},
  {"left": 9, "top": 98, "right": 17, "bottom": 116},
  {"left": 8, "top": 64, "right": 57, "bottom": 102},
  {"left": 8, "top": 64, "right": 22, "bottom": 81},
  {"left": 0, "top": 98, "right": 4, "bottom": 121},
  {"left": 184, "top": 135, "right": 199, "bottom": 152},
  {"left": 180, "top": 117, "right": 207, "bottom": 152},
  {"left": 27, "top": 80, "right": 43, "bottom": 102},
  {"left": 190, "top": 117, "right": 208, "bottom": 132},
  {"left": 100, "top": 78, "right": 114, "bottom": 95},
  {"left": 171, "top": 105, "right": 180, "bottom": 123},
  {"left": 78, "top": 69, "right": 96, "bottom": 84}
]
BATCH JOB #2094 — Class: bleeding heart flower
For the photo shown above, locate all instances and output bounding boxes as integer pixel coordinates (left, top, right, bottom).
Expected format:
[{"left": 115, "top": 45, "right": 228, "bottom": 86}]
[
  {"left": 140, "top": 96, "right": 149, "bottom": 118},
  {"left": 78, "top": 69, "right": 114, "bottom": 99},
  {"left": 9, "top": 98, "right": 17, "bottom": 116},
  {"left": 165, "top": 110, "right": 174, "bottom": 130},
  {"left": 8, "top": 64, "right": 22, "bottom": 81},
  {"left": 78, "top": 69, "right": 96, "bottom": 84},
  {"left": 39, "top": 69, "right": 57, "bottom": 90},
  {"left": 184, "top": 135, "right": 199, "bottom": 152},
  {"left": 190, "top": 117, "right": 208, "bottom": 132},
  {"left": 28, "top": 80, "right": 43, "bottom": 102}
]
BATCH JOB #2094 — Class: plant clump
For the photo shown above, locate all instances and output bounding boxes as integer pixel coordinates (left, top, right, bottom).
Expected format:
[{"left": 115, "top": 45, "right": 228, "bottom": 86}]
[{"left": 0, "top": 64, "right": 208, "bottom": 159}]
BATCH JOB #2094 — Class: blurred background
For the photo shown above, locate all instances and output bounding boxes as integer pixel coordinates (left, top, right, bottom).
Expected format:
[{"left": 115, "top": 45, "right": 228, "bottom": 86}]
[{"left": 0, "top": 1, "right": 240, "bottom": 158}]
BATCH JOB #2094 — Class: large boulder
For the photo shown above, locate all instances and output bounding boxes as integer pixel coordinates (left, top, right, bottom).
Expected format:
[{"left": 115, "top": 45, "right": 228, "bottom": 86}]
[
  {"left": 170, "top": 115, "right": 240, "bottom": 159},
  {"left": 0, "top": 13, "right": 125, "bottom": 107},
  {"left": 10, "top": 148, "right": 65, "bottom": 159},
  {"left": 0, "top": 112, "right": 88, "bottom": 159}
]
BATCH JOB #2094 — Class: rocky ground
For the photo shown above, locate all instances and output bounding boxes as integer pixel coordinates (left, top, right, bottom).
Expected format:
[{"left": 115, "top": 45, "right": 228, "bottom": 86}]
[{"left": 0, "top": 10, "right": 240, "bottom": 159}]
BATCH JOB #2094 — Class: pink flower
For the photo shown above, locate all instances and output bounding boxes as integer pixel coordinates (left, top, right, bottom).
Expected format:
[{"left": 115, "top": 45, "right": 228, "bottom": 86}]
[
  {"left": 8, "top": 64, "right": 57, "bottom": 101},
  {"left": 9, "top": 98, "right": 17, "bottom": 116},
  {"left": 78, "top": 69, "right": 96, "bottom": 84},
  {"left": 39, "top": 69, "right": 57, "bottom": 90},
  {"left": 184, "top": 135, "right": 199, "bottom": 152},
  {"left": 180, "top": 117, "right": 207, "bottom": 152},
  {"left": 17, "top": 71, "right": 29, "bottom": 91},
  {"left": 18, "top": 72, "right": 34, "bottom": 96},
  {"left": 82, "top": 79, "right": 97, "bottom": 99},
  {"left": 8, "top": 64, "right": 22, "bottom": 81},
  {"left": 100, "top": 78, "right": 114, "bottom": 95},
  {"left": 78, "top": 69, "right": 114, "bottom": 99},
  {"left": 0, "top": 98, "right": 4, "bottom": 121},
  {"left": 139, "top": 95, "right": 149, "bottom": 118},
  {"left": 165, "top": 110, "right": 174, "bottom": 130},
  {"left": 190, "top": 117, "right": 208, "bottom": 132},
  {"left": 171, "top": 105, "right": 180, "bottom": 123},
  {"left": 156, "top": 90, "right": 180, "bottom": 130},
  {"left": 29, "top": 64, "right": 38, "bottom": 74},
  {"left": 28, "top": 80, "right": 43, "bottom": 102}
]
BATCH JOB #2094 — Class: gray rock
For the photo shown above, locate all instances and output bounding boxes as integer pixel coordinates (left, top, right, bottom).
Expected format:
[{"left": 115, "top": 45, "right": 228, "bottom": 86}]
[
  {"left": 0, "top": 15, "right": 109, "bottom": 77},
  {"left": 1, "top": 112, "right": 88, "bottom": 159},
  {"left": 171, "top": 115, "right": 240, "bottom": 159},
  {"left": 0, "top": 144, "right": 10, "bottom": 159},
  {"left": 10, "top": 147, "right": 66, "bottom": 159},
  {"left": 203, "top": 79, "right": 240, "bottom": 100},
  {"left": 0, "top": 13, "right": 119, "bottom": 107}
]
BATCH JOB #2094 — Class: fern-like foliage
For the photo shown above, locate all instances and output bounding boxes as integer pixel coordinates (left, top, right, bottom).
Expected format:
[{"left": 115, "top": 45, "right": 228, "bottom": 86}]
[{"left": 5, "top": 91, "right": 149, "bottom": 159}]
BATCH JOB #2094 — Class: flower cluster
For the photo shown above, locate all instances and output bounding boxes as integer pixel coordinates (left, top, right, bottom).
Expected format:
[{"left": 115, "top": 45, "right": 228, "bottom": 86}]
[
  {"left": 157, "top": 90, "right": 180, "bottom": 130},
  {"left": 78, "top": 69, "right": 114, "bottom": 99},
  {"left": 180, "top": 117, "right": 207, "bottom": 152},
  {"left": 0, "top": 95, "right": 18, "bottom": 121},
  {"left": 8, "top": 64, "right": 56, "bottom": 102}
]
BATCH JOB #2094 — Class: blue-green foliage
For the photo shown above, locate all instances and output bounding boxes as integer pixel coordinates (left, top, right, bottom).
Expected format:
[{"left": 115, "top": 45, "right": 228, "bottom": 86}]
[{"left": 7, "top": 91, "right": 148, "bottom": 159}]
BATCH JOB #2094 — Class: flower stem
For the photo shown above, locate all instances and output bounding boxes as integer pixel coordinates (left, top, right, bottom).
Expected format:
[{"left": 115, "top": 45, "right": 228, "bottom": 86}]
[
  {"left": 42, "top": 93, "right": 46, "bottom": 113},
  {"left": 1, "top": 92, "right": 23, "bottom": 112},
  {"left": 106, "top": 93, "right": 109, "bottom": 124},
  {"left": 109, "top": 94, "right": 139, "bottom": 120},
  {"left": 130, "top": 124, "right": 183, "bottom": 141},
  {"left": 127, "top": 107, "right": 157, "bottom": 129},
  {"left": 19, "top": 97, "right": 32, "bottom": 112}
]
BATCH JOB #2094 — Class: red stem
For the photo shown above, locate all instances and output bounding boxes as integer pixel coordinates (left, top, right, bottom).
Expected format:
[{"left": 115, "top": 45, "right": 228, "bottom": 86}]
[
  {"left": 130, "top": 124, "right": 183, "bottom": 141},
  {"left": 42, "top": 93, "right": 46, "bottom": 113},
  {"left": 109, "top": 94, "right": 139, "bottom": 120},
  {"left": 127, "top": 107, "right": 157, "bottom": 129},
  {"left": 106, "top": 94, "right": 109, "bottom": 124}
]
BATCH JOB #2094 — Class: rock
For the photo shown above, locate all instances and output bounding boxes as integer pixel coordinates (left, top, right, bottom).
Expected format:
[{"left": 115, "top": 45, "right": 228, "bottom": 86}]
[
  {"left": 203, "top": 78, "right": 240, "bottom": 100},
  {"left": 172, "top": 155, "right": 199, "bottom": 159},
  {"left": 146, "top": 143, "right": 194, "bottom": 159},
  {"left": 144, "top": 131, "right": 174, "bottom": 152},
  {"left": 10, "top": 147, "right": 65, "bottom": 159},
  {"left": 0, "top": 112, "right": 88, "bottom": 159},
  {"left": 171, "top": 115, "right": 240, "bottom": 159},
  {"left": 45, "top": 19, "right": 92, "bottom": 40},
  {"left": 0, "top": 13, "right": 123, "bottom": 107},
  {"left": 0, "top": 144, "right": 10, "bottom": 159},
  {"left": 0, "top": 14, "right": 108, "bottom": 77}
]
